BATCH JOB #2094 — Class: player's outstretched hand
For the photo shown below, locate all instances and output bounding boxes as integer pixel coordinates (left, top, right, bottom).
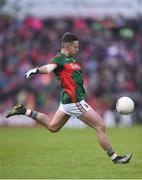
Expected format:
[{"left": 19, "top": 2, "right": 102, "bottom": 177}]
[{"left": 24, "top": 68, "right": 39, "bottom": 79}]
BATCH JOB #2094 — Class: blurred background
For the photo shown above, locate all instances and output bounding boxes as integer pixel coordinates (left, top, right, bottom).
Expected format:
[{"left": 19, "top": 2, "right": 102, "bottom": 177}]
[{"left": 0, "top": 0, "right": 142, "bottom": 128}]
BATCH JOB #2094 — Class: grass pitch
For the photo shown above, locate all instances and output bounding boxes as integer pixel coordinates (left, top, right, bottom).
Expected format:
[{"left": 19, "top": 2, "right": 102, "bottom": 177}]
[{"left": 0, "top": 125, "right": 142, "bottom": 179}]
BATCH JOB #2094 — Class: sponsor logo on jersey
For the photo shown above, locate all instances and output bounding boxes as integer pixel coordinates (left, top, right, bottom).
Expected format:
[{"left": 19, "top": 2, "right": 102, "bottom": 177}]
[{"left": 70, "top": 62, "right": 81, "bottom": 70}]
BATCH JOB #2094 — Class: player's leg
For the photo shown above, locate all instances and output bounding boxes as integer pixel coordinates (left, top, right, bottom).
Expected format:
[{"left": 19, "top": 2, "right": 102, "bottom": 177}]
[
  {"left": 35, "top": 109, "right": 70, "bottom": 132},
  {"left": 6, "top": 104, "right": 70, "bottom": 132},
  {"left": 79, "top": 107, "right": 111, "bottom": 151},
  {"left": 79, "top": 107, "right": 132, "bottom": 163}
]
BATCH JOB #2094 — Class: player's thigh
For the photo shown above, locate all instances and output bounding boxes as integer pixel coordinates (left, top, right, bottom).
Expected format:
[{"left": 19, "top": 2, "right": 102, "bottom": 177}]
[
  {"left": 50, "top": 109, "right": 71, "bottom": 128},
  {"left": 79, "top": 107, "right": 104, "bottom": 129}
]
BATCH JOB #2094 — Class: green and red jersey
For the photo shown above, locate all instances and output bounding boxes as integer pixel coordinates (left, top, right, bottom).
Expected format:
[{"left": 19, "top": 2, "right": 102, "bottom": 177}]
[{"left": 51, "top": 53, "right": 86, "bottom": 104}]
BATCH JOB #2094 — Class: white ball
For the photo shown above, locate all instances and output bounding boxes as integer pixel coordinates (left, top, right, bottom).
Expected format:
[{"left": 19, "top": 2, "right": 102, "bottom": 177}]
[{"left": 116, "top": 97, "right": 134, "bottom": 115}]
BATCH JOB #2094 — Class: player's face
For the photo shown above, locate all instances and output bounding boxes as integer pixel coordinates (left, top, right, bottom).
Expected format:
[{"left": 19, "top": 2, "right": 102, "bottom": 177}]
[{"left": 68, "top": 41, "right": 79, "bottom": 56}]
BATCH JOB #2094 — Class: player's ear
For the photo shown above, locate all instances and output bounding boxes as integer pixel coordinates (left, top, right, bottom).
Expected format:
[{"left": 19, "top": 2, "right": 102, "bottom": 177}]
[
  {"left": 65, "top": 43, "right": 70, "bottom": 50},
  {"left": 62, "top": 42, "right": 68, "bottom": 49}
]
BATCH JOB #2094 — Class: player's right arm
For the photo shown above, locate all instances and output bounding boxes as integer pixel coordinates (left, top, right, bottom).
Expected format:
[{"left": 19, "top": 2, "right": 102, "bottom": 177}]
[{"left": 24, "top": 63, "right": 57, "bottom": 79}]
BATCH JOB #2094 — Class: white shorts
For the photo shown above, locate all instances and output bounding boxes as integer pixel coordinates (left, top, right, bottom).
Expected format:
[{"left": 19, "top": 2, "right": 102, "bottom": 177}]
[{"left": 59, "top": 100, "right": 91, "bottom": 117}]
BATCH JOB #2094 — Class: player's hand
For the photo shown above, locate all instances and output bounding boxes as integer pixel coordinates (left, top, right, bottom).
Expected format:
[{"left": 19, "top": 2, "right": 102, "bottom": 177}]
[{"left": 24, "top": 68, "right": 39, "bottom": 79}]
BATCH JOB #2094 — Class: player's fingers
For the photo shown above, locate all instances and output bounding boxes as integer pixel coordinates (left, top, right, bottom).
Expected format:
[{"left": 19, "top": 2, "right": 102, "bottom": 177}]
[
  {"left": 24, "top": 73, "right": 28, "bottom": 78},
  {"left": 24, "top": 72, "right": 31, "bottom": 79}
]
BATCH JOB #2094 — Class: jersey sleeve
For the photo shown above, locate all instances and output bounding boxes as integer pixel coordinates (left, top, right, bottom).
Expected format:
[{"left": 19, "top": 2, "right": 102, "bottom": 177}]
[
  {"left": 50, "top": 57, "right": 63, "bottom": 72},
  {"left": 51, "top": 57, "right": 60, "bottom": 66}
]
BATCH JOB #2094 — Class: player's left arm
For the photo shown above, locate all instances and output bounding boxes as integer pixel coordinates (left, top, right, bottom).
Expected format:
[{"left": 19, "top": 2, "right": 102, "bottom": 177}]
[{"left": 25, "top": 63, "right": 57, "bottom": 79}]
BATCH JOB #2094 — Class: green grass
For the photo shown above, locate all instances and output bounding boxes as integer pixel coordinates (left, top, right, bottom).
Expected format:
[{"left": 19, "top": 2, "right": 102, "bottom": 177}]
[{"left": 0, "top": 126, "right": 142, "bottom": 179}]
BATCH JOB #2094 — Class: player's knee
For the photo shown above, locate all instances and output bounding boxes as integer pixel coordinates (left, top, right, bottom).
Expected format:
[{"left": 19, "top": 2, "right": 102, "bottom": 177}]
[
  {"left": 49, "top": 129, "right": 59, "bottom": 133},
  {"left": 48, "top": 124, "right": 60, "bottom": 133},
  {"left": 49, "top": 128, "right": 59, "bottom": 133}
]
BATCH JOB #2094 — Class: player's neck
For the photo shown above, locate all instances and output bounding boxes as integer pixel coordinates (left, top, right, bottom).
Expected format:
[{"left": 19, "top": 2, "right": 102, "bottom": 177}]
[{"left": 61, "top": 49, "right": 70, "bottom": 57}]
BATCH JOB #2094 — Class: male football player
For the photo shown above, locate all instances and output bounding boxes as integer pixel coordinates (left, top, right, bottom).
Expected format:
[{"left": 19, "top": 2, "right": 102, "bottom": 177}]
[{"left": 6, "top": 32, "right": 132, "bottom": 164}]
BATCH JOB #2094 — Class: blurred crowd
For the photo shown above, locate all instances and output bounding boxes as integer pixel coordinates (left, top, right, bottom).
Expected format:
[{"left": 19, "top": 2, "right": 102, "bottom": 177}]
[{"left": 0, "top": 15, "right": 142, "bottom": 125}]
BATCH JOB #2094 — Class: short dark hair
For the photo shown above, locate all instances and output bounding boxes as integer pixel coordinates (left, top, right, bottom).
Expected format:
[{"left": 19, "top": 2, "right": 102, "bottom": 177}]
[{"left": 62, "top": 32, "right": 79, "bottom": 43}]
